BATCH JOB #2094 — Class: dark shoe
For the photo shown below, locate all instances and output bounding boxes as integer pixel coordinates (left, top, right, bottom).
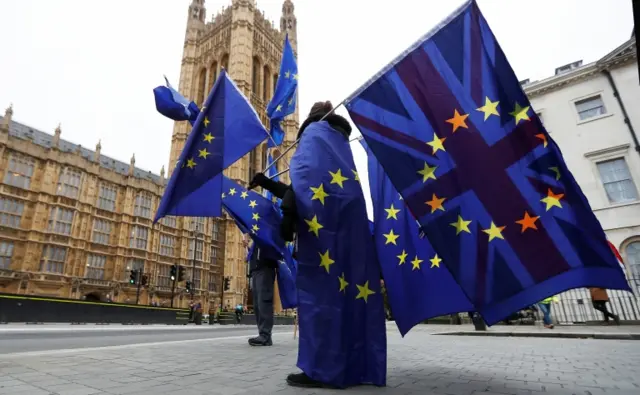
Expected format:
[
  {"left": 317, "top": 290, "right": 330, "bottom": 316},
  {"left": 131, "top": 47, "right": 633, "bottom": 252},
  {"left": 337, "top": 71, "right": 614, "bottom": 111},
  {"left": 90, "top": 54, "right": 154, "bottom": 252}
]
[
  {"left": 286, "top": 372, "right": 334, "bottom": 388},
  {"left": 248, "top": 336, "right": 272, "bottom": 346},
  {"left": 613, "top": 315, "right": 621, "bottom": 326}
]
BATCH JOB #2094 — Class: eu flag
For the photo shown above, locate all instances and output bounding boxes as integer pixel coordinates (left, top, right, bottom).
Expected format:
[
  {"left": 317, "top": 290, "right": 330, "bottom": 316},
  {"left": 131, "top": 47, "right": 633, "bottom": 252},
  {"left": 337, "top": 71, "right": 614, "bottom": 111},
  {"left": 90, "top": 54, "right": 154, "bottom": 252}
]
[
  {"left": 266, "top": 34, "right": 298, "bottom": 147},
  {"left": 155, "top": 70, "right": 268, "bottom": 221},
  {"left": 222, "top": 176, "right": 297, "bottom": 308},
  {"left": 290, "top": 121, "right": 386, "bottom": 387},
  {"left": 364, "top": 140, "right": 473, "bottom": 336},
  {"left": 153, "top": 76, "right": 200, "bottom": 123},
  {"left": 345, "top": 0, "right": 630, "bottom": 325}
]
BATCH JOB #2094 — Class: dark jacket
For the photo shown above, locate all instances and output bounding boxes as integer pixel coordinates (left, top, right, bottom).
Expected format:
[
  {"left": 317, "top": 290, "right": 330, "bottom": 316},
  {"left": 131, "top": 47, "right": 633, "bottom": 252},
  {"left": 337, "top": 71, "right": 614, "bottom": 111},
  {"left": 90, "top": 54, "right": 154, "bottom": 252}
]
[
  {"left": 257, "top": 113, "right": 352, "bottom": 242},
  {"left": 248, "top": 245, "right": 279, "bottom": 275}
]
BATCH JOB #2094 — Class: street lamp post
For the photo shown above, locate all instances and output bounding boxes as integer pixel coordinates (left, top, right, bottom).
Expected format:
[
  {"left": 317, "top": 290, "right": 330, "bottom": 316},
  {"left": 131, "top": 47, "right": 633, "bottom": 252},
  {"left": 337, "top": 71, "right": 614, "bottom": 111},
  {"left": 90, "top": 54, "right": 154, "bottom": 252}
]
[{"left": 191, "top": 222, "right": 201, "bottom": 301}]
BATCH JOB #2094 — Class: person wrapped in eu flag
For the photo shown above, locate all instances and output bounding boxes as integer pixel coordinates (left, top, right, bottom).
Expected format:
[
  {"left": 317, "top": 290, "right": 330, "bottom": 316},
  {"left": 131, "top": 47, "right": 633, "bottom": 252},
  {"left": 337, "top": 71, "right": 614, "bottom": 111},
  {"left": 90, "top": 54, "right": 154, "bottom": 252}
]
[{"left": 250, "top": 102, "right": 387, "bottom": 388}]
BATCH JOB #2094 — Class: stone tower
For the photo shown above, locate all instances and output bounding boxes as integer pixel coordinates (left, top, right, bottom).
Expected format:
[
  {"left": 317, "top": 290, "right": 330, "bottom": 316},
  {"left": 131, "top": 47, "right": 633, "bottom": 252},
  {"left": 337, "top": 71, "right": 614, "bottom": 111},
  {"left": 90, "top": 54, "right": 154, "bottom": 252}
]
[{"left": 169, "top": 0, "right": 300, "bottom": 308}]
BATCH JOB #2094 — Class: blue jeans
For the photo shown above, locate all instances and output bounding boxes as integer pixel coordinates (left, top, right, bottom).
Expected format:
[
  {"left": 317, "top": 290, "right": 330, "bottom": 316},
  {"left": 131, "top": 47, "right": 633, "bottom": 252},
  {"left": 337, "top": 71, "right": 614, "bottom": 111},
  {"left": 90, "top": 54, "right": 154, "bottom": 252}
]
[{"left": 537, "top": 303, "right": 552, "bottom": 325}]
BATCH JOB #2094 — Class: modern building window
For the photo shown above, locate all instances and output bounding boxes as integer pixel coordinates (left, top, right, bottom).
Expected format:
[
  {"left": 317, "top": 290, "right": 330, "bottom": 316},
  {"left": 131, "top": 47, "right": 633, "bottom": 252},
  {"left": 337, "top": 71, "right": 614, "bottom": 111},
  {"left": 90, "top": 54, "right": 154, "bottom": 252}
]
[
  {"left": 0, "top": 197, "right": 24, "bottom": 228},
  {"left": 160, "top": 216, "right": 177, "bottom": 228},
  {"left": 85, "top": 254, "right": 106, "bottom": 280},
  {"left": 575, "top": 95, "right": 606, "bottom": 121},
  {"left": 596, "top": 158, "right": 639, "bottom": 204},
  {"left": 48, "top": 207, "right": 74, "bottom": 236},
  {"left": 4, "top": 153, "right": 35, "bottom": 189},
  {"left": 125, "top": 258, "right": 144, "bottom": 280},
  {"left": 133, "top": 192, "right": 152, "bottom": 218},
  {"left": 157, "top": 264, "right": 171, "bottom": 287},
  {"left": 57, "top": 167, "right": 82, "bottom": 199},
  {"left": 97, "top": 183, "right": 117, "bottom": 212},
  {"left": 129, "top": 226, "right": 149, "bottom": 250},
  {"left": 40, "top": 245, "right": 67, "bottom": 274},
  {"left": 92, "top": 219, "right": 112, "bottom": 245},
  {"left": 159, "top": 234, "right": 176, "bottom": 257},
  {"left": 0, "top": 241, "right": 13, "bottom": 269}
]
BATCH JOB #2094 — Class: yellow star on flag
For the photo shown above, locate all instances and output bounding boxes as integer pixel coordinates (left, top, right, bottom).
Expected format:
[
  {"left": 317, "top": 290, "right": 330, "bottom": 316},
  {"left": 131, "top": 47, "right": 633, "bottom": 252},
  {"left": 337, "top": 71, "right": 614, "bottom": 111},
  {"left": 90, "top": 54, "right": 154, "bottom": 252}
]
[
  {"left": 252, "top": 213, "right": 260, "bottom": 221},
  {"left": 240, "top": 191, "right": 249, "bottom": 199},
  {"left": 252, "top": 224, "right": 260, "bottom": 233},
  {"left": 446, "top": 109, "right": 469, "bottom": 132},
  {"left": 411, "top": 256, "right": 423, "bottom": 271},
  {"left": 276, "top": 104, "right": 283, "bottom": 112},
  {"left": 198, "top": 148, "right": 210, "bottom": 159},
  {"left": 425, "top": 194, "right": 446, "bottom": 213},
  {"left": 304, "top": 215, "right": 324, "bottom": 238},
  {"left": 397, "top": 250, "right": 408, "bottom": 265},
  {"left": 329, "top": 169, "right": 349, "bottom": 188},
  {"left": 203, "top": 117, "right": 210, "bottom": 127},
  {"left": 355, "top": 281, "right": 375, "bottom": 303},
  {"left": 476, "top": 97, "right": 500, "bottom": 121},
  {"left": 417, "top": 162, "right": 437, "bottom": 182},
  {"left": 427, "top": 134, "right": 446, "bottom": 154},
  {"left": 385, "top": 204, "right": 400, "bottom": 220},
  {"left": 482, "top": 222, "right": 506, "bottom": 241},
  {"left": 541, "top": 189, "right": 564, "bottom": 211},
  {"left": 293, "top": 73, "right": 299, "bottom": 80},
  {"left": 383, "top": 229, "right": 399, "bottom": 245},
  {"left": 288, "top": 97, "right": 294, "bottom": 106},
  {"left": 221, "top": 192, "right": 226, "bottom": 199},
  {"left": 229, "top": 188, "right": 237, "bottom": 196},
  {"left": 186, "top": 158, "right": 197, "bottom": 169},
  {"left": 249, "top": 200, "right": 257, "bottom": 209},
  {"left": 338, "top": 273, "right": 349, "bottom": 293},
  {"left": 203, "top": 133, "right": 214, "bottom": 143},
  {"left": 430, "top": 254, "right": 442, "bottom": 268},
  {"left": 319, "top": 250, "right": 335, "bottom": 273},
  {"left": 352, "top": 169, "right": 360, "bottom": 182},
  {"left": 450, "top": 215, "right": 472, "bottom": 235},
  {"left": 509, "top": 102, "right": 530, "bottom": 124},
  {"left": 285, "top": 71, "right": 291, "bottom": 78},
  {"left": 549, "top": 166, "right": 561, "bottom": 181},
  {"left": 310, "top": 183, "right": 329, "bottom": 205}
]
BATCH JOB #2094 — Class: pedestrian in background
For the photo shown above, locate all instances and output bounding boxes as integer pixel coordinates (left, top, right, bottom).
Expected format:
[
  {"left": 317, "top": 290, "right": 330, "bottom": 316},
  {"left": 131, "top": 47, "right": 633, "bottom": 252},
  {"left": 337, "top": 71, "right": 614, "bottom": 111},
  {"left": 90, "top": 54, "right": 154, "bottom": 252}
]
[
  {"left": 590, "top": 288, "right": 620, "bottom": 325},
  {"left": 538, "top": 295, "right": 559, "bottom": 329}
]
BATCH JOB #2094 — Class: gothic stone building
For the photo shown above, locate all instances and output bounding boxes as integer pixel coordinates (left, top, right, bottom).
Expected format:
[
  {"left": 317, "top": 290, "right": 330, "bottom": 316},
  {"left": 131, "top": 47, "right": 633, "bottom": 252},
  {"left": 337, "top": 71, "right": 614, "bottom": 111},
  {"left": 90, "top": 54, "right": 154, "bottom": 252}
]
[{"left": 0, "top": 0, "right": 300, "bottom": 312}]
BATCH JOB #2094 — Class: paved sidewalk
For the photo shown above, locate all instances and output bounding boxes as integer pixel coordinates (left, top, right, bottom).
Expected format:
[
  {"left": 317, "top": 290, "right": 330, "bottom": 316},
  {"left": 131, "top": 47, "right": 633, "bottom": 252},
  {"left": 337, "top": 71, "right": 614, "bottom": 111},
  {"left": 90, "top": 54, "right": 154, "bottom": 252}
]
[{"left": 1, "top": 325, "right": 640, "bottom": 395}]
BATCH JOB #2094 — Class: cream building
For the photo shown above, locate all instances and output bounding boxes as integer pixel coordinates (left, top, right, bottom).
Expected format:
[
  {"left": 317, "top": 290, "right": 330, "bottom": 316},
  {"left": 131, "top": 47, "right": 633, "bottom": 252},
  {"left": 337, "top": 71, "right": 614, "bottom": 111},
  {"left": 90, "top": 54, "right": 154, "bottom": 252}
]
[
  {"left": 523, "top": 33, "right": 640, "bottom": 320},
  {"left": 0, "top": 0, "right": 300, "bottom": 313}
]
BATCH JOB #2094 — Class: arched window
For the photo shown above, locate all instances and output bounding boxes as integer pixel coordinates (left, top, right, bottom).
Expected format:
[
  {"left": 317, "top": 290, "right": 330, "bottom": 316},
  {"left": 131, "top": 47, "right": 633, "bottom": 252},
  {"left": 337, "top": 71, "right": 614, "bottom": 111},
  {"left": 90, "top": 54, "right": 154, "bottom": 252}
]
[
  {"left": 262, "top": 65, "right": 271, "bottom": 102},
  {"left": 209, "top": 62, "right": 218, "bottom": 90},
  {"left": 196, "top": 68, "right": 207, "bottom": 106},
  {"left": 626, "top": 241, "right": 640, "bottom": 279},
  {"left": 221, "top": 54, "right": 229, "bottom": 72},
  {"left": 252, "top": 57, "right": 261, "bottom": 97}
]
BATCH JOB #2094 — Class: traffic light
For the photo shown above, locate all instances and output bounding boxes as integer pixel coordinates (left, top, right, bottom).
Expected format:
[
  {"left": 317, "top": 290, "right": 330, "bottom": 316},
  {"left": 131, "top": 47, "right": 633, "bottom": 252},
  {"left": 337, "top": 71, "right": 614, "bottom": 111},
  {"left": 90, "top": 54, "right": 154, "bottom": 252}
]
[
  {"left": 129, "top": 270, "right": 137, "bottom": 285},
  {"left": 141, "top": 275, "right": 148, "bottom": 286},
  {"left": 170, "top": 265, "right": 177, "bottom": 281},
  {"left": 224, "top": 277, "right": 230, "bottom": 291},
  {"left": 178, "top": 266, "right": 186, "bottom": 282},
  {"left": 185, "top": 281, "right": 192, "bottom": 293}
]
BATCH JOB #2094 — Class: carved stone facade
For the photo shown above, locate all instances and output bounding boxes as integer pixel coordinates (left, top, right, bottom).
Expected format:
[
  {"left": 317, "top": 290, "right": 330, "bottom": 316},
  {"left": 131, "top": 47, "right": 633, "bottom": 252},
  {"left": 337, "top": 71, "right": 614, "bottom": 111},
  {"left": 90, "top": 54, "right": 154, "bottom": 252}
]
[
  {"left": 0, "top": 105, "right": 225, "bottom": 310},
  {"left": 169, "top": 0, "right": 300, "bottom": 310},
  {"left": 0, "top": 0, "right": 299, "bottom": 313}
]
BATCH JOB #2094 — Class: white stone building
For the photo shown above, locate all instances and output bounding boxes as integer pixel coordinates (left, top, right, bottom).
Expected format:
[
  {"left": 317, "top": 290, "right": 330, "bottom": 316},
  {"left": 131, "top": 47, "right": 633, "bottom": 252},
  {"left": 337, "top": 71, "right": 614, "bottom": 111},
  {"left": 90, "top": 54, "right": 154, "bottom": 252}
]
[{"left": 523, "top": 33, "right": 640, "bottom": 322}]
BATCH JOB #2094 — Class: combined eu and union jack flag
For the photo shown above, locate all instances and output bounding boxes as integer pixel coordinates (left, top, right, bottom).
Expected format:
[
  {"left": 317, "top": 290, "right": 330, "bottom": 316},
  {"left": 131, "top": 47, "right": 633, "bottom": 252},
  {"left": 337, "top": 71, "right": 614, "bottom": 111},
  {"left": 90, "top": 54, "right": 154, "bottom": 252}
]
[
  {"left": 364, "top": 140, "right": 473, "bottom": 336},
  {"left": 154, "top": 70, "right": 268, "bottom": 222},
  {"left": 221, "top": 176, "right": 297, "bottom": 308},
  {"left": 266, "top": 34, "right": 298, "bottom": 147},
  {"left": 345, "top": 0, "right": 630, "bottom": 325}
]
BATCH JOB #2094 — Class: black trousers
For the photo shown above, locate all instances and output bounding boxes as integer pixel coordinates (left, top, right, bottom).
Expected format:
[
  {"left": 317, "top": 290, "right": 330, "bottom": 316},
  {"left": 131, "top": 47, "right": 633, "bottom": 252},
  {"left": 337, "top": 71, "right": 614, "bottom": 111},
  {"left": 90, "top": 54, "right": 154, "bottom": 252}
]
[
  {"left": 252, "top": 266, "right": 276, "bottom": 338},
  {"left": 592, "top": 301, "right": 616, "bottom": 321}
]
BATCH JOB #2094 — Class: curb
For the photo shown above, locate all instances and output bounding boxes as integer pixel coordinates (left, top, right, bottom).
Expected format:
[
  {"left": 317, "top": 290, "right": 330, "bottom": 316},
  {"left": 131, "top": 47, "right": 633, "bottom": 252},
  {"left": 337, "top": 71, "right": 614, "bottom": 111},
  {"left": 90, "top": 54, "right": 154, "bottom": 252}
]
[{"left": 435, "top": 331, "right": 640, "bottom": 340}]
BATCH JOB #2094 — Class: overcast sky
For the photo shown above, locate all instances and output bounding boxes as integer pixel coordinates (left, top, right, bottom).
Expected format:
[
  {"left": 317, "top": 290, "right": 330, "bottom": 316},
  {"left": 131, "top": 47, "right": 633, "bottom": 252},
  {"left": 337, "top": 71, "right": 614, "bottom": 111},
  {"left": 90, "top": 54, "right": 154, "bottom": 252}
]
[{"left": 0, "top": 0, "right": 633, "bottom": 201}]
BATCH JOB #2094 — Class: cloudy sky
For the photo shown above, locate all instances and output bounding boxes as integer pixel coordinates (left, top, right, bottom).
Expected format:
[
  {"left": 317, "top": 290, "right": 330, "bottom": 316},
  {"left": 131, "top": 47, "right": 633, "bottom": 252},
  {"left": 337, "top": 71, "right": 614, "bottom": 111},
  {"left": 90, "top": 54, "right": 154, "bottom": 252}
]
[{"left": 0, "top": 0, "right": 633, "bottom": 189}]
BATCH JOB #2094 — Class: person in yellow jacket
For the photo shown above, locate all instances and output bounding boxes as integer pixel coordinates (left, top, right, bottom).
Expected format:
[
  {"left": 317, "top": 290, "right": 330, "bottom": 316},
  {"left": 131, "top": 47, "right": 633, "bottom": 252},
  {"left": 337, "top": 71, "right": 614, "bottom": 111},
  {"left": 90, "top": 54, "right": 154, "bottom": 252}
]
[{"left": 537, "top": 296, "right": 560, "bottom": 329}]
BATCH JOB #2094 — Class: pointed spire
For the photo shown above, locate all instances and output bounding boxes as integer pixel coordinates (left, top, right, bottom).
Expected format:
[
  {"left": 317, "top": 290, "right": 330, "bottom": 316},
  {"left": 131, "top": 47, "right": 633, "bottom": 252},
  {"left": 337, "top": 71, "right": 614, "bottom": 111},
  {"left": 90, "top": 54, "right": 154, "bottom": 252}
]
[
  {"left": 94, "top": 140, "right": 102, "bottom": 161},
  {"left": 2, "top": 104, "right": 13, "bottom": 132},
  {"left": 129, "top": 153, "right": 136, "bottom": 176},
  {"left": 160, "top": 165, "right": 166, "bottom": 182},
  {"left": 53, "top": 123, "right": 62, "bottom": 148}
]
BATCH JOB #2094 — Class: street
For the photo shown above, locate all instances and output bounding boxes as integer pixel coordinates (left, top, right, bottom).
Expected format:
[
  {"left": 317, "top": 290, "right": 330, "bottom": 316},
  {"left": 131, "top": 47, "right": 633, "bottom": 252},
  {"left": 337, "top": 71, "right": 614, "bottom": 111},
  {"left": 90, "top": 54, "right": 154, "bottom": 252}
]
[{"left": 1, "top": 324, "right": 640, "bottom": 395}]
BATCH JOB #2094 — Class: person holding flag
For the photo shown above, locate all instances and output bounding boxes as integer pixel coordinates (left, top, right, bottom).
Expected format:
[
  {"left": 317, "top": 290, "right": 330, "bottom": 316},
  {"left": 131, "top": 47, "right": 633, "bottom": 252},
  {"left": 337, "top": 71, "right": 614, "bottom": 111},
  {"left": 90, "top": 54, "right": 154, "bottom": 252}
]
[{"left": 250, "top": 101, "right": 386, "bottom": 389}]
